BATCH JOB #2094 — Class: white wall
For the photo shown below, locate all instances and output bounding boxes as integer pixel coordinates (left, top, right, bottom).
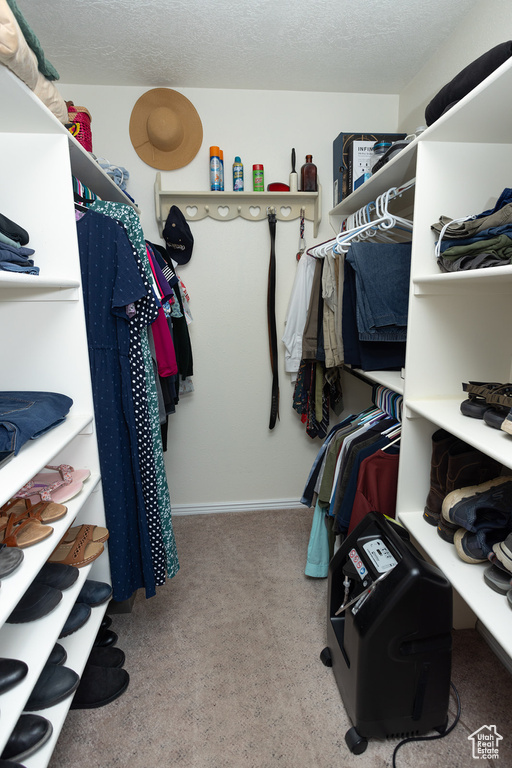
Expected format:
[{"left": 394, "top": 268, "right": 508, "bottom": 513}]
[
  {"left": 398, "top": 0, "right": 512, "bottom": 131},
  {"left": 59, "top": 83, "right": 398, "bottom": 508}
]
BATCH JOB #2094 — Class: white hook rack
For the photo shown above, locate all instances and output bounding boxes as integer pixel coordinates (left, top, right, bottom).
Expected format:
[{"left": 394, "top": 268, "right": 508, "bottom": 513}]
[{"left": 154, "top": 173, "right": 322, "bottom": 236}]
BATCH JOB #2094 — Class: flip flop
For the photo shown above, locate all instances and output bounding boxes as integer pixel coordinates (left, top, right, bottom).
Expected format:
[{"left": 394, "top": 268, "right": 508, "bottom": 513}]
[
  {"left": 0, "top": 512, "right": 53, "bottom": 549},
  {"left": 60, "top": 524, "right": 109, "bottom": 545},
  {"left": 49, "top": 525, "right": 104, "bottom": 568},
  {"left": 14, "top": 465, "right": 91, "bottom": 505},
  {"left": 0, "top": 498, "right": 67, "bottom": 524}
]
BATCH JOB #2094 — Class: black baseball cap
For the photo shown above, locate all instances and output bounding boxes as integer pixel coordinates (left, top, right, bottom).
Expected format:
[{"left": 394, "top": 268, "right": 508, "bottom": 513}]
[{"left": 163, "top": 205, "right": 193, "bottom": 265}]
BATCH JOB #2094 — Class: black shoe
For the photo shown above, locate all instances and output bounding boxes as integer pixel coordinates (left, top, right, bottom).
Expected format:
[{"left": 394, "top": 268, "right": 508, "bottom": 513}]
[
  {"left": 93, "top": 627, "right": 118, "bottom": 648},
  {"left": 70, "top": 665, "right": 129, "bottom": 709},
  {"left": 87, "top": 646, "right": 125, "bottom": 668},
  {"left": 0, "top": 714, "right": 52, "bottom": 761},
  {"left": 7, "top": 583, "right": 62, "bottom": 624},
  {"left": 24, "top": 663, "right": 79, "bottom": 711},
  {"left": 101, "top": 614, "right": 112, "bottom": 629},
  {"left": 58, "top": 602, "right": 91, "bottom": 638},
  {"left": 47, "top": 643, "right": 67, "bottom": 666},
  {"left": 34, "top": 562, "right": 79, "bottom": 591},
  {"left": 0, "top": 659, "right": 28, "bottom": 695},
  {"left": 77, "top": 579, "right": 113, "bottom": 607},
  {"left": 0, "top": 759, "right": 29, "bottom": 768}
]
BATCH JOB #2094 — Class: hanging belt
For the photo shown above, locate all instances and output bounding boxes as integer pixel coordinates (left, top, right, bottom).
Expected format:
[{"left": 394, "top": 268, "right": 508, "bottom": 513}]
[{"left": 267, "top": 207, "right": 279, "bottom": 429}]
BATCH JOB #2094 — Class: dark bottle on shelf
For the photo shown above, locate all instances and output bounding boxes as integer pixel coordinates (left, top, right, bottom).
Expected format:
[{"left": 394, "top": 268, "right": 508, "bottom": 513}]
[{"left": 301, "top": 154, "right": 317, "bottom": 191}]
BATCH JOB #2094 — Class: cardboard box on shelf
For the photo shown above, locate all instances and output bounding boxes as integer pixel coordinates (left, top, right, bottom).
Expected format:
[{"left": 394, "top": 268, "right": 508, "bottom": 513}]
[{"left": 333, "top": 132, "right": 407, "bottom": 206}]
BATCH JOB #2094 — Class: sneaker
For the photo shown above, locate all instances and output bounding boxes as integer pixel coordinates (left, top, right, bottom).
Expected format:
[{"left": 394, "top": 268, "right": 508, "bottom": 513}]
[
  {"left": 493, "top": 533, "right": 512, "bottom": 573},
  {"left": 442, "top": 476, "right": 512, "bottom": 530},
  {"left": 454, "top": 528, "right": 507, "bottom": 564}
]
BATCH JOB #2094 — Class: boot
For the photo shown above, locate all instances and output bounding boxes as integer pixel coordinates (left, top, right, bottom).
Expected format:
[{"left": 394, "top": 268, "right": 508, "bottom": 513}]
[
  {"left": 437, "top": 442, "right": 503, "bottom": 542},
  {"left": 424, "top": 429, "right": 459, "bottom": 525}
]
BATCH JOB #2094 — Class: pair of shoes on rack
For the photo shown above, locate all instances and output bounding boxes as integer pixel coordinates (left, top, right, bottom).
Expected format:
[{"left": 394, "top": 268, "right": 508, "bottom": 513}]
[
  {"left": 423, "top": 428, "right": 503, "bottom": 540},
  {"left": 49, "top": 523, "right": 108, "bottom": 568},
  {"left": 0, "top": 500, "right": 67, "bottom": 549},
  {"left": 13, "top": 465, "right": 91, "bottom": 506},
  {"left": 6, "top": 562, "right": 79, "bottom": 624},
  {"left": 71, "top": 638, "right": 129, "bottom": 710},
  {"left": 441, "top": 475, "right": 512, "bottom": 563},
  {"left": 461, "top": 381, "right": 512, "bottom": 430},
  {"left": 59, "top": 578, "right": 113, "bottom": 638}
]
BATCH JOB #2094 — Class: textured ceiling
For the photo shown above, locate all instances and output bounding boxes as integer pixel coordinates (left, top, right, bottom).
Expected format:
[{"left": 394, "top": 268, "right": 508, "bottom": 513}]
[{"left": 19, "top": 0, "right": 480, "bottom": 92}]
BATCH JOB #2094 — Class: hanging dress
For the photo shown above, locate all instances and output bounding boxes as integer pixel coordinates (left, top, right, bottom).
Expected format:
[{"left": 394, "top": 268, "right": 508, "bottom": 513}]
[
  {"left": 91, "top": 201, "right": 179, "bottom": 580},
  {"left": 76, "top": 208, "right": 157, "bottom": 600}
]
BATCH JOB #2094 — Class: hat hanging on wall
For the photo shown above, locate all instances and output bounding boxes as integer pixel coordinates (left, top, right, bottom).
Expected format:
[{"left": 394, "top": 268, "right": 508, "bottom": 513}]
[
  {"left": 163, "top": 206, "right": 194, "bottom": 265},
  {"left": 129, "top": 88, "right": 203, "bottom": 170}
]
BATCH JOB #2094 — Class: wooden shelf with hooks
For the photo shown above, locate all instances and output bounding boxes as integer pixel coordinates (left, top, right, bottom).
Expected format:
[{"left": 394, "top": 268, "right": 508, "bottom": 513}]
[{"left": 155, "top": 172, "right": 322, "bottom": 236}]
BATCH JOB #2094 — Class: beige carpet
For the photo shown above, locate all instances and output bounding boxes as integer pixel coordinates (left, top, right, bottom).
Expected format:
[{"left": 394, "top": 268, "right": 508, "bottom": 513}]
[{"left": 50, "top": 508, "right": 512, "bottom": 768}]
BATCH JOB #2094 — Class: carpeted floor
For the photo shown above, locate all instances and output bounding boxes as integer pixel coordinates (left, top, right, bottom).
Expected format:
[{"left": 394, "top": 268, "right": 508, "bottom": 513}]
[{"left": 50, "top": 508, "right": 512, "bottom": 768}]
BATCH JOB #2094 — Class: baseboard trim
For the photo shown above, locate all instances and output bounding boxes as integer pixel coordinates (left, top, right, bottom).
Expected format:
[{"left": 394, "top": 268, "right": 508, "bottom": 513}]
[
  {"left": 476, "top": 620, "right": 512, "bottom": 675},
  {"left": 172, "top": 498, "right": 303, "bottom": 516}
]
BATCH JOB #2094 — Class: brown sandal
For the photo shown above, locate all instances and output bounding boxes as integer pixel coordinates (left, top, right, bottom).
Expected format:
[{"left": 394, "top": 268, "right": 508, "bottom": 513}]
[
  {"left": 49, "top": 526, "right": 104, "bottom": 568},
  {"left": 0, "top": 498, "right": 67, "bottom": 524},
  {"left": 60, "top": 524, "right": 109, "bottom": 545},
  {"left": 0, "top": 511, "right": 53, "bottom": 548}
]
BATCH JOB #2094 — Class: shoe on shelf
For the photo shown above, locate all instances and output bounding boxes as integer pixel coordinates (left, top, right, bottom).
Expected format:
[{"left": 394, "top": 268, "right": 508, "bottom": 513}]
[
  {"left": 501, "top": 407, "right": 512, "bottom": 435},
  {"left": 34, "top": 562, "right": 79, "bottom": 591},
  {"left": 0, "top": 658, "right": 28, "bottom": 695},
  {"left": 437, "top": 516, "right": 459, "bottom": 543},
  {"left": 76, "top": 579, "right": 112, "bottom": 607},
  {"left": 14, "top": 465, "right": 91, "bottom": 506},
  {"left": 87, "top": 645, "right": 125, "bottom": 668},
  {"left": 0, "top": 714, "right": 52, "bottom": 762},
  {"left": 493, "top": 533, "right": 512, "bottom": 573},
  {"left": 49, "top": 524, "right": 105, "bottom": 568},
  {"left": 58, "top": 602, "right": 91, "bottom": 638},
  {"left": 460, "top": 398, "right": 493, "bottom": 419},
  {"left": 484, "top": 563, "right": 512, "bottom": 594},
  {"left": 6, "top": 583, "right": 62, "bottom": 624},
  {"left": 442, "top": 475, "right": 512, "bottom": 531},
  {"left": 0, "top": 512, "right": 53, "bottom": 549},
  {"left": 47, "top": 643, "right": 67, "bottom": 666},
  {"left": 0, "top": 543, "right": 24, "bottom": 578},
  {"left": 483, "top": 407, "right": 507, "bottom": 430},
  {"left": 423, "top": 429, "right": 459, "bottom": 526},
  {"left": 24, "top": 663, "right": 79, "bottom": 711},
  {"left": 454, "top": 528, "right": 506, "bottom": 564},
  {"left": 93, "top": 627, "right": 118, "bottom": 648},
  {"left": 70, "top": 664, "right": 129, "bottom": 709}
]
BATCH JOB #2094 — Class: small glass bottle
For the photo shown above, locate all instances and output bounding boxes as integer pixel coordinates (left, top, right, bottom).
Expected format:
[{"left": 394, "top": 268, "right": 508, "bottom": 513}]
[{"left": 301, "top": 155, "right": 317, "bottom": 191}]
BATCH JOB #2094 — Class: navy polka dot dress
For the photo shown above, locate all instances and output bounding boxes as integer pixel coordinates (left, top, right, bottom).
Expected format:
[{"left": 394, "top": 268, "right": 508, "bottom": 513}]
[{"left": 77, "top": 209, "right": 159, "bottom": 600}]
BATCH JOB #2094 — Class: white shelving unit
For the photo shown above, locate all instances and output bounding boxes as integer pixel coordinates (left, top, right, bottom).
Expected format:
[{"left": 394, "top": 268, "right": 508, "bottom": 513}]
[
  {"left": 331, "top": 57, "right": 512, "bottom": 660},
  {"left": 0, "top": 66, "right": 134, "bottom": 765},
  {"left": 154, "top": 172, "right": 322, "bottom": 236}
]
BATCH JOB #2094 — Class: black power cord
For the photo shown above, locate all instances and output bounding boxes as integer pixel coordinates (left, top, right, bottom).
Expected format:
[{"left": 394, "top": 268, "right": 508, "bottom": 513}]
[{"left": 392, "top": 682, "right": 461, "bottom": 768}]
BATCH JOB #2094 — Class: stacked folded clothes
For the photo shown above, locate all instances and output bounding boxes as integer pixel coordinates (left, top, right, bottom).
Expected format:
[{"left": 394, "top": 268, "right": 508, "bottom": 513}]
[
  {"left": 0, "top": 211, "right": 39, "bottom": 274},
  {"left": 432, "top": 188, "right": 512, "bottom": 272}
]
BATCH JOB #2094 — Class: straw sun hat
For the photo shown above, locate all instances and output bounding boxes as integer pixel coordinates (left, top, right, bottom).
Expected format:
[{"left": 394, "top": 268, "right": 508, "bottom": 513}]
[{"left": 129, "top": 88, "right": 203, "bottom": 170}]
